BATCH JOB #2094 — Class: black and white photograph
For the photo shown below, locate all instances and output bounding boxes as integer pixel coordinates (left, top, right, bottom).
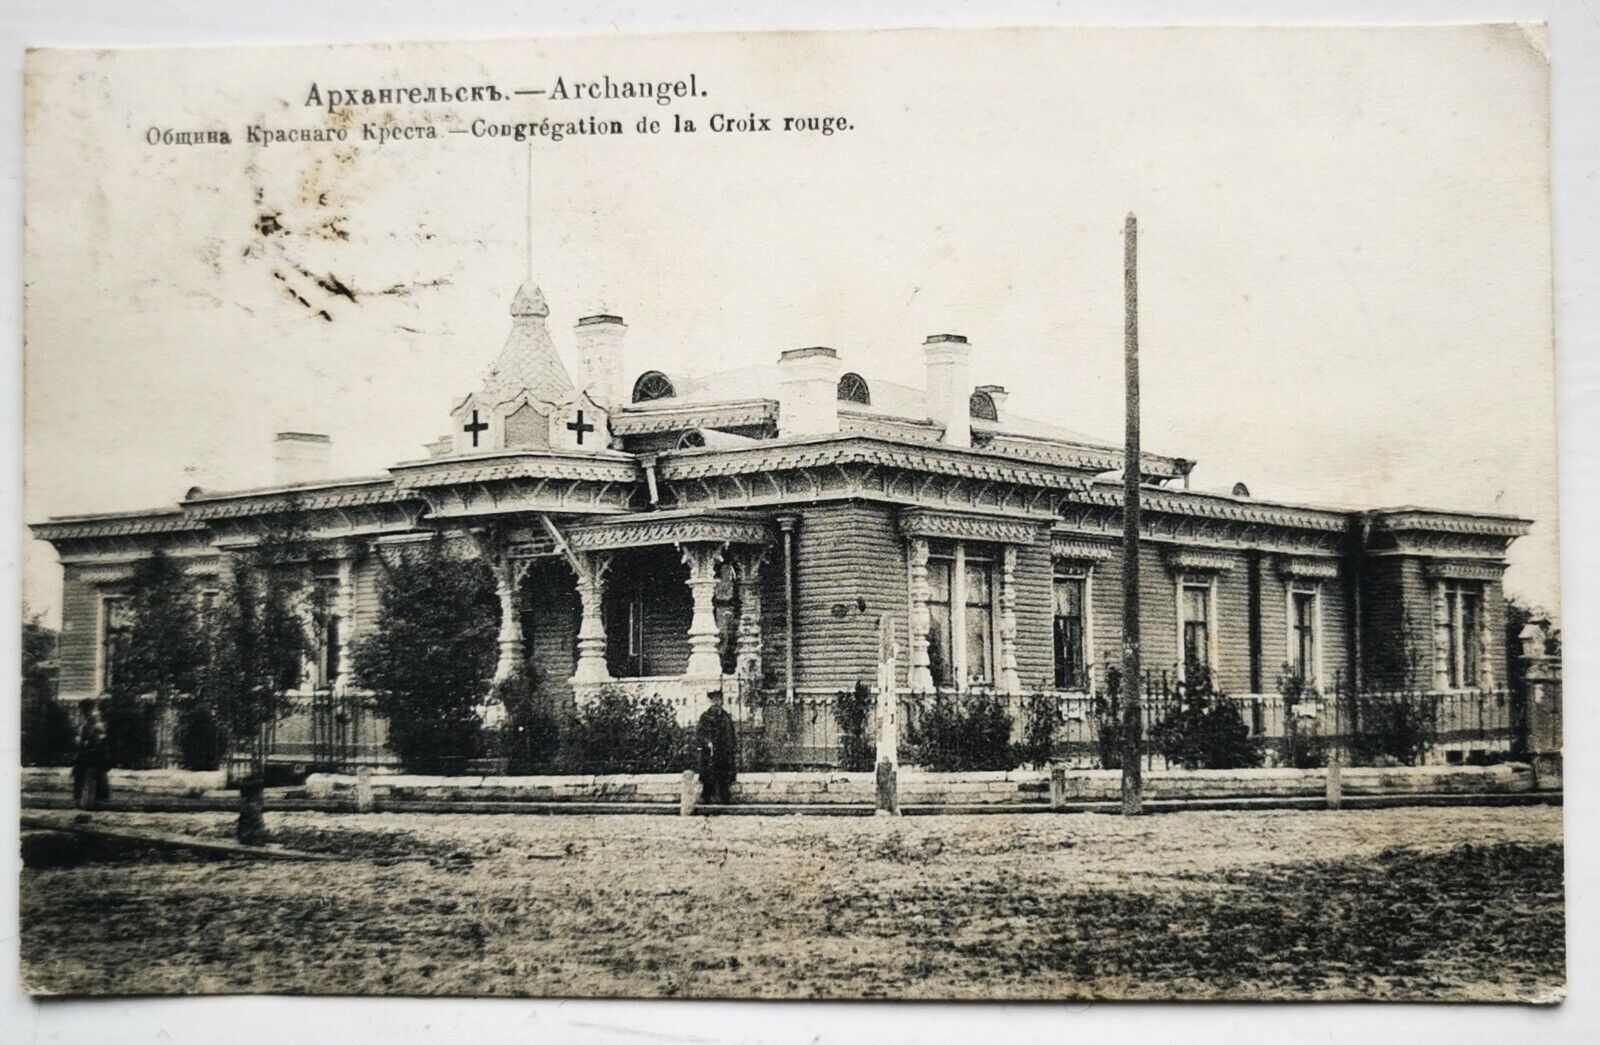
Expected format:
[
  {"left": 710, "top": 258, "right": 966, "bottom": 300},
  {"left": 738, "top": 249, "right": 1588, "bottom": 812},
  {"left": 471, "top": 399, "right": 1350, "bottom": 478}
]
[{"left": 9, "top": 12, "right": 1581, "bottom": 1024}]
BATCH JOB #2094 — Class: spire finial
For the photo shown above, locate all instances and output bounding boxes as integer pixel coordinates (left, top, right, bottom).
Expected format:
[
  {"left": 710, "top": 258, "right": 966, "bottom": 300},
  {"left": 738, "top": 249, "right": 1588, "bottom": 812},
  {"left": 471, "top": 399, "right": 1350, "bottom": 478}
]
[{"left": 511, "top": 283, "right": 548, "bottom": 317}]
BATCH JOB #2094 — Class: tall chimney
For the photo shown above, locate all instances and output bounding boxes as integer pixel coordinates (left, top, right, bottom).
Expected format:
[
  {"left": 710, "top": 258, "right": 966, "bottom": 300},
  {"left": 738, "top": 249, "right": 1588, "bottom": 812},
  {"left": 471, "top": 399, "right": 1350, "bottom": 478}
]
[
  {"left": 575, "top": 314, "right": 625, "bottom": 408},
  {"left": 273, "top": 432, "right": 332, "bottom": 486},
  {"left": 777, "top": 347, "right": 840, "bottom": 436},
  {"left": 924, "top": 334, "right": 972, "bottom": 447}
]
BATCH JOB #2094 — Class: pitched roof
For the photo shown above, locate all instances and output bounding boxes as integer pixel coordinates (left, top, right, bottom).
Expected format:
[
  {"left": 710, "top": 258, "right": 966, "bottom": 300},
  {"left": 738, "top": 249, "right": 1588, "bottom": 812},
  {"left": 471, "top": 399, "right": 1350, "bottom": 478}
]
[{"left": 480, "top": 282, "right": 574, "bottom": 405}]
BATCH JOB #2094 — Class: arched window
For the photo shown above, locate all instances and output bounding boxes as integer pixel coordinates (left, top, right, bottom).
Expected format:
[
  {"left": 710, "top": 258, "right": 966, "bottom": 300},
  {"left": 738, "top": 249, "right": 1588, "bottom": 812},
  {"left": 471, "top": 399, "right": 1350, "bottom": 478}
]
[
  {"left": 676, "top": 429, "right": 707, "bottom": 450},
  {"left": 837, "top": 372, "right": 871, "bottom": 405},
  {"left": 632, "top": 371, "right": 675, "bottom": 403},
  {"left": 969, "top": 390, "right": 998, "bottom": 421}
]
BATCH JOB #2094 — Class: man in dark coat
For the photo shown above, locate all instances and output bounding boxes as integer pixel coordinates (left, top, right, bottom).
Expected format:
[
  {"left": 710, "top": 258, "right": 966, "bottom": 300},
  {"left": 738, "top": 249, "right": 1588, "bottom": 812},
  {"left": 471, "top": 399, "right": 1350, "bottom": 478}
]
[
  {"left": 696, "top": 691, "right": 738, "bottom": 805},
  {"left": 72, "top": 699, "right": 112, "bottom": 810}
]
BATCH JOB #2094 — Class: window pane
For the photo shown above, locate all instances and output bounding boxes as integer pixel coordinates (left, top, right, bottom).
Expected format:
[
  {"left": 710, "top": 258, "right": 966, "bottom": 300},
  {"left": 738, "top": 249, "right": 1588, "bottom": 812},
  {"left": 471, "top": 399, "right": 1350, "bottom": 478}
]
[
  {"left": 966, "top": 604, "right": 993, "bottom": 683},
  {"left": 1054, "top": 577, "right": 1086, "bottom": 689},
  {"left": 928, "top": 604, "right": 953, "bottom": 686},
  {"left": 964, "top": 560, "right": 991, "bottom": 605},
  {"left": 1183, "top": 585, "right": 1209, "bottom": 624},
  {"left": 927, "top": 560, "right": 951, "bottom": 605},
  {"left": 1462, "top": 592, "right": 1481, "bottom": 687}
]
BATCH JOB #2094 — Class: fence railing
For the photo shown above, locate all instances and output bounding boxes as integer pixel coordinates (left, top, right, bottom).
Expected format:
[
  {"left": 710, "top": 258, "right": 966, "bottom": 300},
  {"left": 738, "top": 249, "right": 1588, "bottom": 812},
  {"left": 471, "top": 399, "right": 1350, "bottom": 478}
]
[{"left": 755, "top": 679, "right": 1523, "bottom": 772}]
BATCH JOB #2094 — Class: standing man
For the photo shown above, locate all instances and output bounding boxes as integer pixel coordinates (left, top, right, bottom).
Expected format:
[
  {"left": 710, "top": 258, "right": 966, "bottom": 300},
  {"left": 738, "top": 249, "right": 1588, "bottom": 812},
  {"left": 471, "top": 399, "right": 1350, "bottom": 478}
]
[
  {"left": 72, "top": 698, "right": 112, "bottom": 810},
  {"left": 696, "top": 690, "right": 738, "bottom": 805}
]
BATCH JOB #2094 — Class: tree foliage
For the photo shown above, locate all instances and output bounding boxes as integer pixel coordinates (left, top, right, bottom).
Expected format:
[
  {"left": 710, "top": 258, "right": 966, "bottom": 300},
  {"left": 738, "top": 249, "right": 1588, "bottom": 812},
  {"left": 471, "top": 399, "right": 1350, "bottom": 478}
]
[
  {"left": 20, "top": 610, "right": 74, "bottom": 766},
  {"left": 832, "top": 681, "right": 876, "bottom": 771},
  {"left": 1150, "top": 667, "right": 1264, "bottom": 770},
  {"left": 199, "top": 512, "right": 315, "bottom": 773},
  {"left": 556, "top": 688, "right": 692, "bottom": 774},
  {"left": 350, "top": 535, "right": 498, "bottom": 774}
]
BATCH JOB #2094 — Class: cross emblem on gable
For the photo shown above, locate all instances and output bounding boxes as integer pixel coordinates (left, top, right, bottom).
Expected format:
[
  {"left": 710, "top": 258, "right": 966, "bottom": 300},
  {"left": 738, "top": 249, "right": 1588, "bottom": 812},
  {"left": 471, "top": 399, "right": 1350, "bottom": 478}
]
[
  {"left": 463, "top": 409, "right": 489, "bottom": 447},
  {"left": 566, "top": 409, "right": 596, "bottom": 446}
]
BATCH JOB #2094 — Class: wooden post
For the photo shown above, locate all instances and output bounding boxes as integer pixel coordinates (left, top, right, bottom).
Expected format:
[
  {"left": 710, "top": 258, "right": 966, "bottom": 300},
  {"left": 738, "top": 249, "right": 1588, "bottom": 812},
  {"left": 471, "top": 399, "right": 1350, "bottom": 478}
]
[
  {"left": 1325, "top": 750, "right": 1343, "bottom": 810},
  {"left": 875, "top": 760, "right": 899, "bottom": 816},
  {"left": 1050, "top": 764, "right": 1067, "bottom": 810},
  {"left": 680, "top": 769, "right": 698, "bottom": 816},
  {"left": 1121, "top": 212, "right": 1144, "bottom": 817}
]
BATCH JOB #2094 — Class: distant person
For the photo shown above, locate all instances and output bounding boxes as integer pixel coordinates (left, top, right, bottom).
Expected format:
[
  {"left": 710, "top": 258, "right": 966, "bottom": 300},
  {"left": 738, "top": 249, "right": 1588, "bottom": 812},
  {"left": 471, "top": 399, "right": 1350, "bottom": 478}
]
[
  {"left": 696, "top": 690, "right": 737, "bottom": 805},
  {"left": 72, "top": 699, "right": 111, "bottom": 810}
]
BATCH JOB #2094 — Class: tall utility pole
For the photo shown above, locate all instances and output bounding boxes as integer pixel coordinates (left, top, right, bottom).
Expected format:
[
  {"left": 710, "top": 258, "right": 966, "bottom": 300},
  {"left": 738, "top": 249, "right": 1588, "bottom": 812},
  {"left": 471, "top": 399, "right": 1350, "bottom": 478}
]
[{"left": 1121, "top": 213, "right": 1144, "bottom": 817}]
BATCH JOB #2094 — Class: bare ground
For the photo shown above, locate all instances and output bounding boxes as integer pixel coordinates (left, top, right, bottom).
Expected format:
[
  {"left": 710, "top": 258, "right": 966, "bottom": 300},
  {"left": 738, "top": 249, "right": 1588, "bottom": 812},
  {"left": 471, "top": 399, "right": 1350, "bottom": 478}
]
[{"left": 19, "top": 805, "right": 1564, "bottom": 1001}]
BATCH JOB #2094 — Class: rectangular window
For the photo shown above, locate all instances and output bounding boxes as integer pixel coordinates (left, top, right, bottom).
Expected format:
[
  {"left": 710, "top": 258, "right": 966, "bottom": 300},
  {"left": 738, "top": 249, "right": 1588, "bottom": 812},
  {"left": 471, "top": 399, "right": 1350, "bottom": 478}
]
[
  {"left": 1291, "top": 587, "right": 1317, "bottom": 683},
  {"left": 1053, "top": 568, "right": 1088, "bottom": 691},
  {"left": 1181, "top": 581, "right": 1212, "bottom": 679},
  {"left": 926, "top": 557, "right": 954, "bottom": 687},
  {"left": 311, "top": 567, "right": 342, "bottom": 689},
  {"left": 964, "top": 555, "right": 994, "bottom": 685},
  {"left": 99, "top": 594, "right": 133, "bottom": 693},
  {"left": 1440, "top": 582, "right": 1484, "bottom": 689}
]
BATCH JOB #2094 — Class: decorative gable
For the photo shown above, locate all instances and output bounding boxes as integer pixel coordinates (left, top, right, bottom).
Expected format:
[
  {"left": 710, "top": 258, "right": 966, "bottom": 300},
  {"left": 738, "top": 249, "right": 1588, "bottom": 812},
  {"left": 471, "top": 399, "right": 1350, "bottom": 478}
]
[
  {"left": 549, "top": 391, "right": 611, "bottom": 451},
  {"left": 450, "top": 393, "right": 501, "bottom": 454}
]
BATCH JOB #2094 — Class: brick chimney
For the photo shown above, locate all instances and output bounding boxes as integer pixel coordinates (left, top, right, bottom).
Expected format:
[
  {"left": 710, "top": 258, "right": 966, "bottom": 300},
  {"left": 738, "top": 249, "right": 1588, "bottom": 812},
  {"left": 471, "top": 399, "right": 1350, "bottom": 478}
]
[
  {"left": 272, "top": 432, "right": 331, "bottom": 486},
  {"left": 575, "top": 313, "right": 625, "bottom": 409},
  {"left": 777, "top": 347, "right": 840, "bottom": 436},
  {"left": 924, "top": 334, "right": 972, "bottom": 447}
]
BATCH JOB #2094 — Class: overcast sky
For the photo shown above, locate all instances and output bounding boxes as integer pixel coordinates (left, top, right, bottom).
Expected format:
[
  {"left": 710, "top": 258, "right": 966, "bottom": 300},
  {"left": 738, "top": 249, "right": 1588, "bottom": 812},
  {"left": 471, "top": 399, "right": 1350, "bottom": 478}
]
[{"left": 22, "top": 25, "right": 1558, "bottom": 622}]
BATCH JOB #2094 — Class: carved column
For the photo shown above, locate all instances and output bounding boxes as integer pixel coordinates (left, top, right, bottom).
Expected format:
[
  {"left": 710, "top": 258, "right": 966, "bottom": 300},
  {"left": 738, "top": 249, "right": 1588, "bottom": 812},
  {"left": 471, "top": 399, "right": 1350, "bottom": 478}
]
[
  {"left": 733, "top": 547, "right": 767, "bottom": 681},
  {"left": 998, "top": 544, "right": 1022, "bottom": 694},
  {"left": 492, "top": 559, "right": 533, "bottom": 685},
  {"left": 333, "top": 555, "right": 357, "bottom": 696},
  {"left": 1431, "top": 582, "right": 1451, "bottom": 690},
  {"left": 682, "top": 543, "right": 725, "bottom": 679},
  {"left": 571, "top": 551, "right": 613, "bottom": 685},
  {"left": 907, "top": 537, "right": 934, "bottom": 692}
]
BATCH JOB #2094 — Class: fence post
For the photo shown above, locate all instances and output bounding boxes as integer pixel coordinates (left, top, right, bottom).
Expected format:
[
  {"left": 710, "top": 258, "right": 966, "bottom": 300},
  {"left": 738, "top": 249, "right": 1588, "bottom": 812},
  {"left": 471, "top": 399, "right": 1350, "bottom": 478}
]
[
  {"left": 355, "top": 765, "right": 374, "bottom": 813},
  {"left": 1050, "top": 764, "right": 1067, "bottom": 810},
  {"left": 680, "top": 769, "right": 698, "bottom": 816},
  {"left": 1325, "top": 749, "right": 1342, "bottom": 810},
  {"left": 1519, "top": 620, "right": 1562, "bottom": 791},
  {"left": 875, "top": 759, "right": 899, "bottom": 816}
]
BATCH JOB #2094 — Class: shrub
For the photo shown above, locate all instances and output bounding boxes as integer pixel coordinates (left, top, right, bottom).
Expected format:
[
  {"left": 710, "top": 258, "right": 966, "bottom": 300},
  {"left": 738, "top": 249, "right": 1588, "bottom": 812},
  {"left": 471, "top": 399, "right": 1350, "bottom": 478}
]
[
  {"left": 103, "top": 692, "right": 160, "bottom": 768},
  {"left": 833, "top": 681, "right": 876, "bottom": 771},
  {"left": 493, "top": 669, "right": 561, "bottom": 775},
  {"left": 557, "top": 688, "right": 692, "bottom": 774},
  {"left": 1150, "top": 668, "right": 1263, "bottom": 770},
  {"left": 1347, "top": 690, "right": 1435, "bottom": 767},
  {"left": 1015, "top": 692, "right": 1059, "bottom": 768},
  {"left": 174, "top": 699, "right": 224, "bottom": 771},
  {"left": 907, "top": 692, "right": 1014, "bottom": 772},
  {"left": 1277, "top": 669, "right": 1328, "bottom": 770},
  {"left": 1092, "top": 666, "right": 1128, "bottom": 770},
  {"left": 21, "top": 693, "right": 76, "bottom": 767}
]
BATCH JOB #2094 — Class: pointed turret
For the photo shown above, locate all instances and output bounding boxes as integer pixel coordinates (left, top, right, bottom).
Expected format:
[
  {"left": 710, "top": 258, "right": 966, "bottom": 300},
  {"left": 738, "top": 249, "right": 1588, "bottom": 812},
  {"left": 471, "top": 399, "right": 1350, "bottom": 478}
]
[{"left": 480, "top": 282, "right": 573, "bottom": 405}]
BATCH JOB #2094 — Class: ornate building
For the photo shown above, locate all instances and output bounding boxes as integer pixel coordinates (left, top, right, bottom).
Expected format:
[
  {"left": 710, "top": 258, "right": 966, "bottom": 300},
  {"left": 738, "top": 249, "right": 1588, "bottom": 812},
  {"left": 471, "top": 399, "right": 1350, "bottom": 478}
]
[{"left": 33, "top": 281, "right": 1531, "bottom": 766}]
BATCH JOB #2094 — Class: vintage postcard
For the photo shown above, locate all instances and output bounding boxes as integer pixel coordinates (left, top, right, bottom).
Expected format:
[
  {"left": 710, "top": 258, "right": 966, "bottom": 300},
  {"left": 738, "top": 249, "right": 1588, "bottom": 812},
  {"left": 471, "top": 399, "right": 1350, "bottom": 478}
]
[{"left": 19, "top": 25, "right": 1562, "bottom": 1001}]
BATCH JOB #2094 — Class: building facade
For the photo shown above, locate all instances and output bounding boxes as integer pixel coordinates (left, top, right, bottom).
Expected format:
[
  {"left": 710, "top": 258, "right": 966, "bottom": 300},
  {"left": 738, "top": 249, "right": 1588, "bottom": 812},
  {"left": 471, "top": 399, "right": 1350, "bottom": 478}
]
[{"left": 32, "top": 282, "right": 1532, "bottom": 766}]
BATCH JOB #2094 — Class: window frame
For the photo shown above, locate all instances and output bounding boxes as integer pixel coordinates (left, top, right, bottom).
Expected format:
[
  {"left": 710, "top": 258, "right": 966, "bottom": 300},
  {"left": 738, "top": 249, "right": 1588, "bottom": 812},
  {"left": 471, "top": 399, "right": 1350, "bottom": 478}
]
[
  {"left": 631, "top": 371, "right": 675, "bottom": 403},
  {"left": 1437, "top": 580, "right": 1486, "bottom": 691},
  {"left": 1052, "top": 561, "right": 1093, "bottom": 693},
  {"left": 96, "top": 592, "right": 133, "bottom": 694},
  {"left": 1286, "top": 580, "right": 1322, "bottom": 686},
  {"left": 837, "top": 372, "right": 871, "bottom": 405},
  {"left": 1176, "top": 574, "right": 1219, "bottom": 683},
  {"left": 923, "top": 541, "right": 999, "bottom": 691}
]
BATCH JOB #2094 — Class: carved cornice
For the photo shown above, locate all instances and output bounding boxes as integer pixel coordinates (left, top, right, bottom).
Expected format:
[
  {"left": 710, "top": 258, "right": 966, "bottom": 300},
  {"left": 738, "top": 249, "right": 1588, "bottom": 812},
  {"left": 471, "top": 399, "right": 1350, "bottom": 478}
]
[
  {"left": 656, "top": 435, "right": 1094, "bottom": 493},
  {"left": 898, "top": 508, "right": 1047, "bottom": 545},
  {"left": 1163, "top": 547, "right": 1237, "bottom": 574},
  {"left": 1371, "top": 510, "right": 1532, "bottom": 539},
  {"left": 838, "top": 412, "right": 945, "bottom": 444},
  {"left": 31, "top": 509, "right": 205, "bottom": 542},
  {"left": 1422, "top": 558, "right": 1509, "bottom": 582},
  {"left": 1051, "top": 535, "right": 1118, "bottom": 562},
  {"left": 611, "top": 398, "right": 777, "bottom": 436},
  {"left": 1277, "top": 556, "right": 1341, "bottom": 580},
  {"left": 391, "top": 450, "right": 641, "bottom": 490},
  {"left": 565, "top": 512, "right": 772, "bottom": 552},
  {"left": 409, "top": 474, "right": 638, "bottom": 521},
  {"left": 1077, "top": 481, "right": 1350, "bottom": 532},
  {"left": 67, "top": 557, "right": 223, "bottom": 585},
  {"left": 183, "top": 478, "right": 405, "bottom": 519},
  {"left": 1056, "top": 503, "right": 1346, "bottom": 557},
  {"left": 980, "top": 432, "right": 1187, "bottom": 480}
]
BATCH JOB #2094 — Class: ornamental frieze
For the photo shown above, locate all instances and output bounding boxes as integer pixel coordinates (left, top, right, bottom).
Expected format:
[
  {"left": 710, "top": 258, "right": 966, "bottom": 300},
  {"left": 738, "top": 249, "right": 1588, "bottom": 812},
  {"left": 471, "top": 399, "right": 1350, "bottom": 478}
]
[
  {"left": 898, "top": 508, "right": 1047, "bottom": 545},
  {"left": 565, "top": 513, "right": 772, "bottom": 552},
  {"left": 1162, "top": 547, "right": 1237, "bottom": 574},
  {"left": 1422, "top": 558, "right": 1509, "bottom": 581},
  {"left": 1050, "top": 535, "right": 1119, "bottom": 562},
  {"left": 1276, "top": 556, "right": 1342, "bottom": 580}
]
